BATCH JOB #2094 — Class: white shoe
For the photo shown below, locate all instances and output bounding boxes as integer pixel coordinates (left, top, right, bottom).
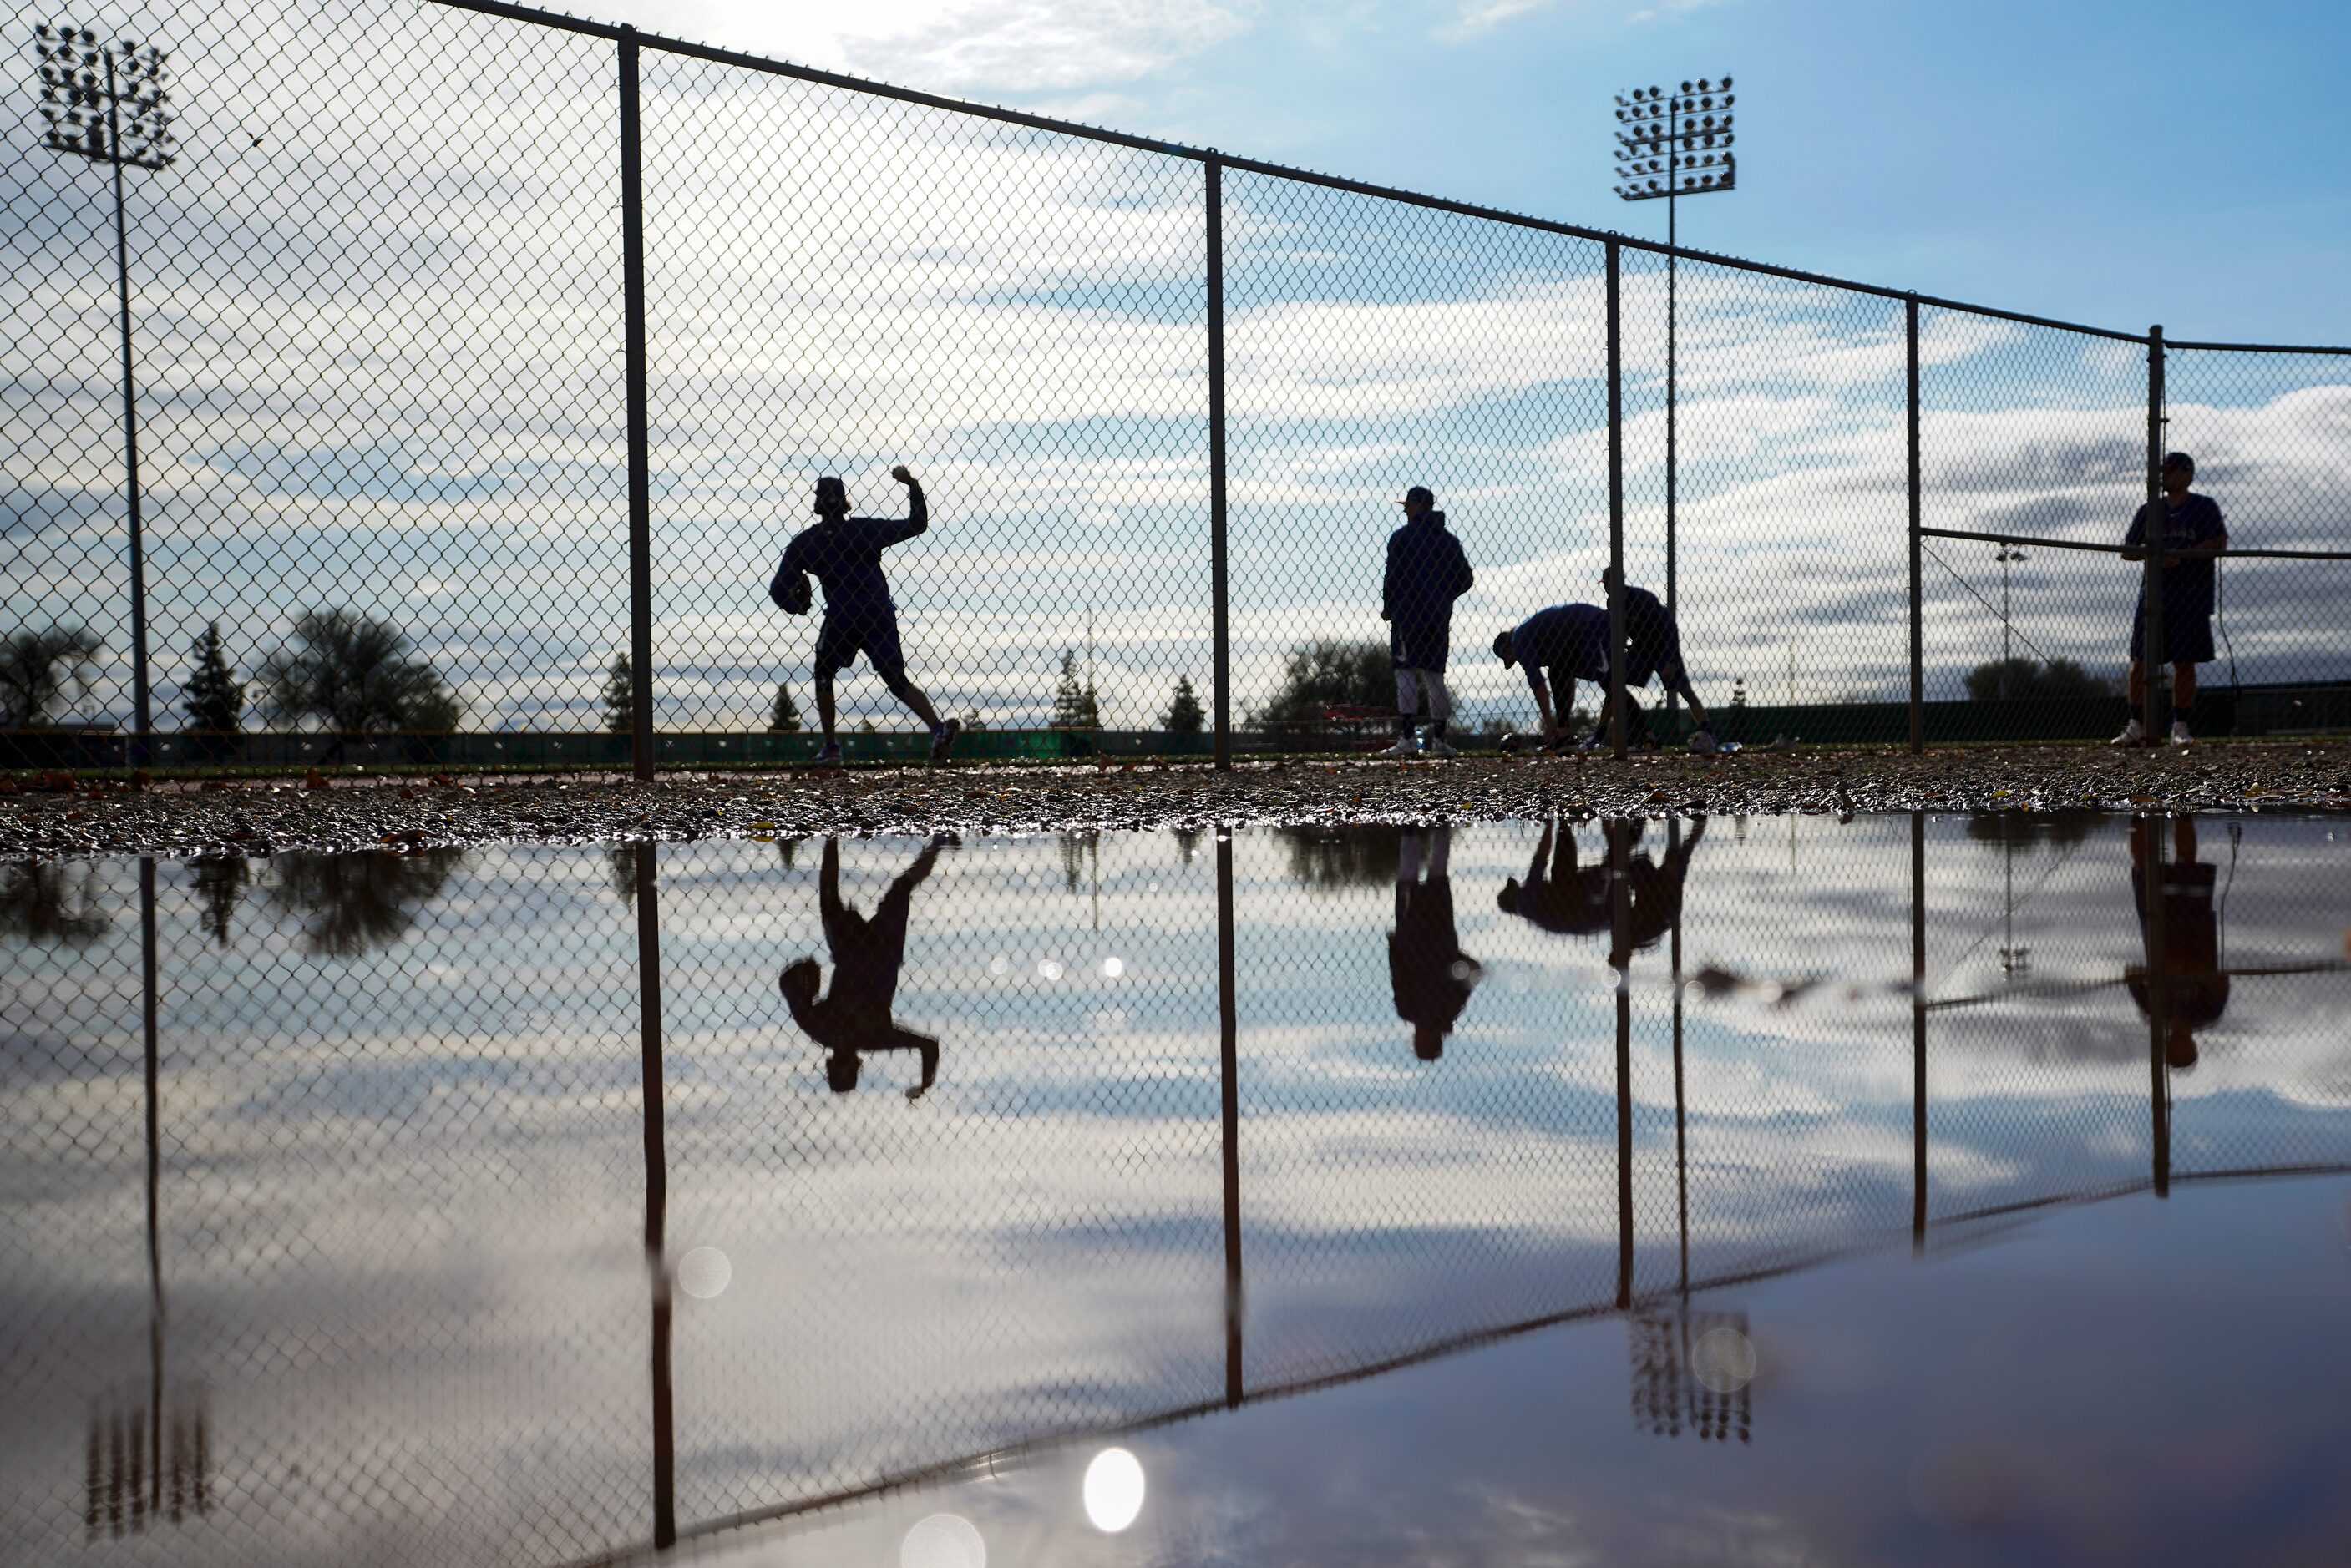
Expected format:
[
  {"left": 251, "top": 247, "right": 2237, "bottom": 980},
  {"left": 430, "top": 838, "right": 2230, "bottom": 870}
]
[
  {"left": 2109, "top": 719, "right": 2146, "bottom": 746},
  {"left": 1687, "top": 730, "right": 1718, "bottom": 756},
  {"left": 2170, "top": 720, "right": 2193, "bottom": 746},
  {"left": 1376, "top": 736, "right": 1419, "bottom": 758},
  {"left": 1421, "top": 736, "right": 1458, "bottom": 758}
]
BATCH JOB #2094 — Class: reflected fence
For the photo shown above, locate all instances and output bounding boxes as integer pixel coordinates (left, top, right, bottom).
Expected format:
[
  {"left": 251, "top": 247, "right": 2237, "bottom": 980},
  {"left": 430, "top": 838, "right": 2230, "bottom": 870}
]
[
  {"left": 5, "top": 818, "right": 2348, "bottom": 1564},
  {"left": 8, "top": 0, "right": 2351, "bottom": 776}
]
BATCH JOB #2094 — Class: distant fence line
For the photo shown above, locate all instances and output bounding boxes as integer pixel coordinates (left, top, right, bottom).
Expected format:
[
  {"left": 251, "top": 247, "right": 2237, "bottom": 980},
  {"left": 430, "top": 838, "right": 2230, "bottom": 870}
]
[{"left": 5, "top": 0, "right": 2349, "bottom": 774}]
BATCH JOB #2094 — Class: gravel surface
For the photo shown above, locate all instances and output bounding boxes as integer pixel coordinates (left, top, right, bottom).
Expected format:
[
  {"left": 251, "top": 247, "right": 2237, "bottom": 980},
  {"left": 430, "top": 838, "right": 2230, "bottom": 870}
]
[{"left": 5, "top": 741, "right": 2349, "bottom": 860}]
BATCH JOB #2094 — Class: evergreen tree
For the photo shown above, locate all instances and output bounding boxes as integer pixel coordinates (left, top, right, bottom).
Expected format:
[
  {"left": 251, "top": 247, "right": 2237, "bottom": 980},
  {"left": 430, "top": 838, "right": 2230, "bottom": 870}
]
[
  {"left": 1051, "top": 649, "right": 1101, "bottom": 730},
  {"left": 602, "top": 655, "right": 635, "bottom": 736},
  {"left": 1163, "top": 675, "right": 1204, "bottom": 734},
  {"left": 768, "top": 681, "right": 803, "bottom": 732},
  {"left": 182, "top": 621, "right": 245, "bottom": 734}
]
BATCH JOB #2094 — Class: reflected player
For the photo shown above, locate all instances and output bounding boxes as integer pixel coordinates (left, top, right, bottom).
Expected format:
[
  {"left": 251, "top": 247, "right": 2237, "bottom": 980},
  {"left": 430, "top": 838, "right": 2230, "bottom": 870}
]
[
  {"left": 1389, "top": 825, "right": 1483, "bottom": 1060},
  {"left": 2126, "top": 816, "right": 2230, "bottom": 1070},
  {"left": 779, "top": 834, "right": 950, "bottom": 1097}
]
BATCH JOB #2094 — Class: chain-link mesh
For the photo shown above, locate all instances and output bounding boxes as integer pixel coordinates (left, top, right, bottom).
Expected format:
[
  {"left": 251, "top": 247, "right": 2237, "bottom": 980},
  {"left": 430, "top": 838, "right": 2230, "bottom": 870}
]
[
  {"left": 2161, "top": 346, "right": 2351, "bottom": 731},
  {"left": 4, "top": 818, "right": 2348, "bottom": 1561},
  {"left": 7, "top": 0, "right": 2348, "bottom": 771},
  {"left": 1220, "top": 174, "right": 1608, "bottom": 745},
  {"left": 636, "top": 61, "right": 1209, "bottom": 745},
  {"left": 3, "top": 0, "right": 628, "bottom": 766}
]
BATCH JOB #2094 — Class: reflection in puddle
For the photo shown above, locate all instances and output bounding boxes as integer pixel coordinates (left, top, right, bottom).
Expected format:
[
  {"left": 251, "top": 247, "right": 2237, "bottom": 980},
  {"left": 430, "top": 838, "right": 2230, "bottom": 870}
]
[{"left": 3, "top": 815, "right": 2348, "bottom": 1566}]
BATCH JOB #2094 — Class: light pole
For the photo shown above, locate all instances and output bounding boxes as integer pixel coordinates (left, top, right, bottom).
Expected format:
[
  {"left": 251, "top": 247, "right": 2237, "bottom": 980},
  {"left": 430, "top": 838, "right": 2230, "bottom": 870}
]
[
  {"left": 1994, "top": 543, "right": 2027, "bottom": 699},
  {"left": 33, "top": 25, "right": 175, "bottom": 765},
  {"left": 1614, "top": 77, "right": 1735, "bottom": 729}
]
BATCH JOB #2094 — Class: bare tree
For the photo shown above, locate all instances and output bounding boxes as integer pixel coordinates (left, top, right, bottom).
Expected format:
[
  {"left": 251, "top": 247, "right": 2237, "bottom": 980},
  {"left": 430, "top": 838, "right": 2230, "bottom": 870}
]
[
  {"left": 0, "top": 626, "right": 102, "bottom": 728},
  {"left": 258, "top": 611, "right": 462, "bottom": 735}
]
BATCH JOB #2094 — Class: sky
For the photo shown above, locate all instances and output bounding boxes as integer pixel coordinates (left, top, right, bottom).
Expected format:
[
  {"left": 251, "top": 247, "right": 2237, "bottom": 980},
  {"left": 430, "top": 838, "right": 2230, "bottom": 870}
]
[{"left": 609, "top": 0, "right": 2351, "bottom": 346}]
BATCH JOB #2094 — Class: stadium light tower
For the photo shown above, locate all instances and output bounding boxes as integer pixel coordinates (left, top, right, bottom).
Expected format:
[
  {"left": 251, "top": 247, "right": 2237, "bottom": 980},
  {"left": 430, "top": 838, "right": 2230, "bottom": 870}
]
[
  {"left": 34, "top": 24, "right": 177, "bottom": 761},
  {"left": 1614, "top": 77, "right": 1735, "bottom": 726}
]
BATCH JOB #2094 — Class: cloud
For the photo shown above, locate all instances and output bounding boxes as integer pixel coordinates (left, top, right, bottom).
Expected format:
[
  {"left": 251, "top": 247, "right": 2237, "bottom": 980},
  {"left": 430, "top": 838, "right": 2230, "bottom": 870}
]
[{"left": 613, "top": 0, "right": 1258, "bottom": 94}]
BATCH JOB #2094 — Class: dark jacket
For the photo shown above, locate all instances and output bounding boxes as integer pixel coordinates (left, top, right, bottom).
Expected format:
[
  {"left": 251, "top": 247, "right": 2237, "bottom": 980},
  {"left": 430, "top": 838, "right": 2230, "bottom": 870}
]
[
  {"left": 1382, "top": 512, "right": 1474, "bottom": 628},
  {"left": 776, "top": 488, "right": 928, "bottom": 615}
]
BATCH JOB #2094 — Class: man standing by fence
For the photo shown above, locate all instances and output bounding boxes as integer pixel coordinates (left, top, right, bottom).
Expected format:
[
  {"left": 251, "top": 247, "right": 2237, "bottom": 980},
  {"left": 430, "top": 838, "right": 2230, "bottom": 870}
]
[
  {"left": 772, "top": 466, "right": 960, "bottom": 766},
  {"left": 1380, "top": 486, "right": 1475, "bottom": 757},
  {"left": 2114, "top": 452, "right": 2225, "bottom": 747}
]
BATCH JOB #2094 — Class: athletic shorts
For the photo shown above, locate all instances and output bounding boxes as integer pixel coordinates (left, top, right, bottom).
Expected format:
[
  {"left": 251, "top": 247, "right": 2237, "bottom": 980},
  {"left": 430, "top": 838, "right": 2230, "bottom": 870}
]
[
  {"left": 1391, "top": 620, "right": 1452, "bottom": 675},
  {"left": 813, "top": 605, "right": 908, "bottom": 684},
  {"left": 2127, "top": 612, "right": 2215, "bottom": 666}
]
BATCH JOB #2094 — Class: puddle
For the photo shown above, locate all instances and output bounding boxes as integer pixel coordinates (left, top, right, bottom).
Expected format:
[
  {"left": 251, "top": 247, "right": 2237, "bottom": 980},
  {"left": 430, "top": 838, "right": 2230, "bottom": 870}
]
[{"left": 4, "top": 815, "right": 2348, "bottom": 1565}]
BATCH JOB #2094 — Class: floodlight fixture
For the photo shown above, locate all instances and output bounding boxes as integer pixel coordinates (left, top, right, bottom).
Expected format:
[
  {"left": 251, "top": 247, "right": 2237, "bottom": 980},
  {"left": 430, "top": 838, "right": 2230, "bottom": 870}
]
[
  {"left": 31, "top": 22, "right": 180, "bottom": 758},
  {"left": 1610, "top": 71, "right": 1741, "bottom": 725}
]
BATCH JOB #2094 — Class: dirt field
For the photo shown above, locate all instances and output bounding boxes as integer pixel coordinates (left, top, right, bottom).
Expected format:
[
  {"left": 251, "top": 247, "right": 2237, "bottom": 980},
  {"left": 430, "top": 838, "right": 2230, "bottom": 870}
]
[{"left": 4, "top": 740, "right": 2348, "bottom": 860}]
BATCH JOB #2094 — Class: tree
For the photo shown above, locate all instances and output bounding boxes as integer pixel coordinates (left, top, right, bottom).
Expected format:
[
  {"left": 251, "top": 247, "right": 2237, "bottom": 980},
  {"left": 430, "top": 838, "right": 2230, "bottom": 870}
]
[
  {"left": 182, "top": 621, "right": 244, "bottom": 736},
  {"left": 267, "top": 847, "right": 466, "bottom": 957},
  {"left": 1163, "top": 675, "right": 1204, "bottom": 733},
  {"left": 602, "top": 655, "right": 633, "bottom": 736},
  {"left": 1051, "top": 649, "right": 1100, "bottom": 731},
  {"left": 190, "top": 856, "right": 251, "bottom": 947},
  {"left": 1250, "top": 639, "right": 1390, "bottom": 731},
  {"left": 768, "top": 681, "right": 803, "bottom": 732},
  {"left": 1963, "top": 657, "right": 2113, "bottom": 703},
  {"left": 0, "top": 625, "right": 102, "bottom": 729},
  {"left": 258, "top": 610, "right": 464, "bottom": 735},
  {"left": 0, "top": 862, "right": 109, "bottom": 945}
]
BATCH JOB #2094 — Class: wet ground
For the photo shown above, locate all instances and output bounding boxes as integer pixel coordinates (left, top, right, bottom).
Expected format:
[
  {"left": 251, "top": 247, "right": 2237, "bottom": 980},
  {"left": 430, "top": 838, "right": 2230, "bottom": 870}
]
[
  {"left": 5, "top": 815, "right": 2348, "bottom": 1565},
  {"left": 5, "top": 739, "right": 2350, "bottom": 859}
]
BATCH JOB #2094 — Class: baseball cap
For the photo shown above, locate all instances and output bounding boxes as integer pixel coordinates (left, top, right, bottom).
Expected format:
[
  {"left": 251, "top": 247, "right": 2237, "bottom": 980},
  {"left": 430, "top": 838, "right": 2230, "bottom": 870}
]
[
  {"left": 1492, "top": 630, "right": 1518, "bottom": 666},
  {"left": 813, "top": 475, "right": 848, "bottom": 512},
  {"left": 2161, "top": 452, "right": 2195, "bottom": 473},
  {"left": 1399, "top": 485, "right": 1435, "bottom": 508}
]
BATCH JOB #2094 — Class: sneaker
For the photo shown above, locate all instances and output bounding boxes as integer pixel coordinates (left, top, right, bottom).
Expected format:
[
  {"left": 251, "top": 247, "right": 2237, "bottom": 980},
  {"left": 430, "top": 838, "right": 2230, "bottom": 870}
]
[
  {"left": 2169, "top": 719, "right": 2193, "bottom": 746},
  {"left": 1421, "top": 736, "right": 1458, "bottom": 759},
  {"left": 1578, "top": 731, "right": 1605, "bottom": 751},
  {"left": 2109, "top": 718, "right": 2146, "bottom": 747},
  {"left": 1376, "top": 736, "right": 1420, "bottom": 759},
  {"left": 811, "top": 741, "right": 844, "bottom": 766},
  {"left": 1687, "top": 729, "right": 1719, "bottom": 756},
  {"left": 930, "top": 717, "right": 962, "bottom": 762}
]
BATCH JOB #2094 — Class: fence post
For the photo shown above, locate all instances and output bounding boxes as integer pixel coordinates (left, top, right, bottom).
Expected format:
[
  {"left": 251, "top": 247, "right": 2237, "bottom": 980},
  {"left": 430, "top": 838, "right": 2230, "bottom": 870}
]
[
  {"left": 621, "top": 28, "right": 656, "bottom": 781},
  {"left": 1907, "top": 296, "right": 1923, "bottom": 754},
  {"left": 1611, "top": 823, "right": 1633, "bottom": 1308},
  {"left": 632, "top": 840, "right": 675, "bottom": 1547},
  {"left": 2142, "top": 325, "right": 2165, "bottom": 741},
  {"left": 2141, "top": 819, "right": 2171, "bottom": 1200},
  {"left": 1207, "top": 154, "right": 1231, "bottom": 771},
  {"left": 1217, "top": 831, "right": 1242, "bottom": 1405},
  {"left": 1910, "top": 810, "right": 1927, "bottom": 1249},
  {"left": 1606, "top": 240, "right": 1627, "bottom": 761}
]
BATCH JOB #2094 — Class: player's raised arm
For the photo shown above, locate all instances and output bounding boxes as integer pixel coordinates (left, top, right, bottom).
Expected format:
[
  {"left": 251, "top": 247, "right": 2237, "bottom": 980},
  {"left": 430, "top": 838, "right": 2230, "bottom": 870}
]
[{"left": 882, "top": 463, "right": 928, "bottom": 543}]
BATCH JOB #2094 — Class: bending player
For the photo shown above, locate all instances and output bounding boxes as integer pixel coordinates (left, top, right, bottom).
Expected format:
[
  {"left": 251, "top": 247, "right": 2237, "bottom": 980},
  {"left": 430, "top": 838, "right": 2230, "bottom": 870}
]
[
  {"left": 771, "top": 466, "right": 960, "bottom": 765},
  {"left": 1592, "top": 568, "right": 1715, "bottom": 752}
]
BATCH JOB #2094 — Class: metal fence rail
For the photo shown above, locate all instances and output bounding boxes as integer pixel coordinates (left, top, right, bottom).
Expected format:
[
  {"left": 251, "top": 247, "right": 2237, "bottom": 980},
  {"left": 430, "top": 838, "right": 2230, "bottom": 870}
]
[{"left": 5, "top": 0, "right": 2348, "bottom": 775}]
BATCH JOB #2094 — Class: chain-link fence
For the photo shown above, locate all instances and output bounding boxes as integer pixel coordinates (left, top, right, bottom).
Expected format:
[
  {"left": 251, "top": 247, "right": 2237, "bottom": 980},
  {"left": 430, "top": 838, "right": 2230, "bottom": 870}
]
[{"left": 5, "top": 0, "right": 2350, "bottom": 776}]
